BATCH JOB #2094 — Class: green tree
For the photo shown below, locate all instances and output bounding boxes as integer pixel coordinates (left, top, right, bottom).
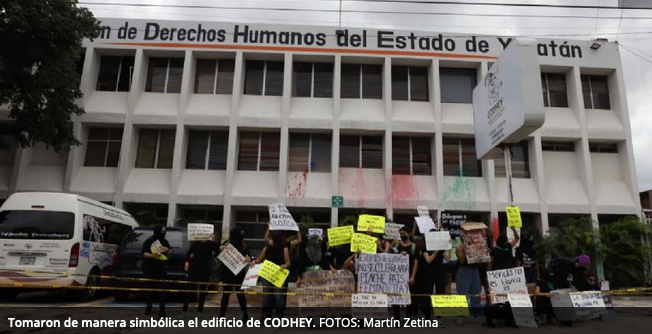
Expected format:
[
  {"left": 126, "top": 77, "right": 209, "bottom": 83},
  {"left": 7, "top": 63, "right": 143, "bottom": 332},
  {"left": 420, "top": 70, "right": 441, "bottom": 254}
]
[{"left": 0, "top": 0, "right": 101, "bottom": 152}]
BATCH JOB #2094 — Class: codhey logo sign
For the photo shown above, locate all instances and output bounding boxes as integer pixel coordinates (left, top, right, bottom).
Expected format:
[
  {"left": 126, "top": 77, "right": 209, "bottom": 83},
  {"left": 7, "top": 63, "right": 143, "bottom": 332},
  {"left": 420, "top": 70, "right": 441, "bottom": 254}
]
[{"left": 485, "top": 70, "right": 504, "bottom": 126}]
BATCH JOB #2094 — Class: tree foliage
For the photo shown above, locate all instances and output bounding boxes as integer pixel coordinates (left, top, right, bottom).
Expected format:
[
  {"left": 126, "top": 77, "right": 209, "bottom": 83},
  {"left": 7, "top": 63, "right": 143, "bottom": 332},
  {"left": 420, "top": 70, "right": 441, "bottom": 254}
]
[
  {"left": 0, "top": 0, "right": 101, "bottom": 152},
  {"left": 538, "top": 216, "right": 652, "bottom": 288}
]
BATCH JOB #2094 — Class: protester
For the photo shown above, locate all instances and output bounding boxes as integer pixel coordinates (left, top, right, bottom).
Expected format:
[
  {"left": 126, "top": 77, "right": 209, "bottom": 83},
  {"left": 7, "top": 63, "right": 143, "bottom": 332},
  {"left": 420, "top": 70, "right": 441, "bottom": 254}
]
[
  {"left": 488, "top": 227, "right": 519, "bottom": 271},
  {"left": 395, "top": 226, "right": 420, "bottom": 319},
  {"left": 515, "top": 231, "right": 539, "bottom": 291},
  {"left": 413, "top": 230, "right": 448, "bottom": 319},
  {"left": 455, "top": 233, "right": 487, "bottom": 325},
  {"left": 579, "top": 272, "right": 600, "bottom": 291},
  {"left": 546, "top": 254, "right": 592, "bottom": 290},
  {"left": 444, "top": 236, "right": 462, "bottom": 294},
  {"left": 141, "top": 225, "right": 172, "bottom": 318},
  {"left": 255, "top": 231, "right": 291, "bottom": 319},
  {"left": 182, "top": 233, "right": 218, "bottom": 316},
  {"left": 219, "top": 227, "right": 252, "bottom": 320},
  {"left": 295, "top": 234, "right": 333, "bottom": 283}
]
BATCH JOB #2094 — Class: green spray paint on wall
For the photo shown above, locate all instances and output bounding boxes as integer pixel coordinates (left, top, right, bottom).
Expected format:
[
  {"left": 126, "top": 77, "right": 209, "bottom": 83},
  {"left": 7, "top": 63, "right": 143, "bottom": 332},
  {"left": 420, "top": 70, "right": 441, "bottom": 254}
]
[{"left": 438, "top": 176, "right": 476, "bottom": 211}]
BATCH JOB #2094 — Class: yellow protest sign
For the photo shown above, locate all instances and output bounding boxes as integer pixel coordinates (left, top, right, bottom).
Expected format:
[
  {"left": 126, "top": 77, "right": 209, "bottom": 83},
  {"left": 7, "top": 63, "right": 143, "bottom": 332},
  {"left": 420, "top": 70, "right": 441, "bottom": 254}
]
[
  {"left": 350, "top": 233, "right": 377, "bottom": 254},
  {"left": 258, "top": 260, "right": 290, "bottom": 288},
  {"left": 506, "top": 206, "right": 522, "bottom": 228},
  {"left": 357, "top": 215, "right": 386, "bottom": 233},
  {"left": 328, "top": 225, "right": 354, "bottom": 246},
  {"left": 431, "top": 295, "right": 470, "bottom": 317}
]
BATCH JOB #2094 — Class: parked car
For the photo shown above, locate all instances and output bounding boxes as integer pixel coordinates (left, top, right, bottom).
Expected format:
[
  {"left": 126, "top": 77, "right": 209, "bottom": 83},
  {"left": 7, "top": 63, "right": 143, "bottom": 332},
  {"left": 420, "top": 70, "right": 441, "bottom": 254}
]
[{"left": 111, "top": 227, "right": 190, "bottom": 302}]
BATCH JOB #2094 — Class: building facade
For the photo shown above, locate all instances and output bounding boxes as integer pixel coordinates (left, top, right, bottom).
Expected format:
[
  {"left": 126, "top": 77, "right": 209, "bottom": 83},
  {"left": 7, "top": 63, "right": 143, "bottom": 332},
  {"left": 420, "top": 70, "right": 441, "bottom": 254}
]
[{"left": 0, "top": 19, "right": 642, "bottom": 255}]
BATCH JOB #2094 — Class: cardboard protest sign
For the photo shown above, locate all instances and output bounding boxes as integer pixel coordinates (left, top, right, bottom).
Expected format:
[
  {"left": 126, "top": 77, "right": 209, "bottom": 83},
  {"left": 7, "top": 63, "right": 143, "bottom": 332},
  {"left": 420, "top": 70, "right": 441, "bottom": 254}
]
[
  {"left": 415, "top": 216, "right": 436, "bottom": 234},
  {"left": 328, "top": 225, "right": 354, "bottom": 246},
  {"left": 487, "top": 267, "right": 528, "bottom": 304},
  {"left": 425, "top": 231, "right": 452, "bottom": 251},
  {"left": 350, "top": 233, "right": 377, "bottom": 254},
  {"left": 298, "top": 270, "right": 355, "bottom": 316},
  {"left": 357, "top": 215, "right": 386, "bottom": 233},
  {"left": 259, "top": 260, "right": 290, "bottom": 288},
  {"left": 352, "top": 293, "right": 389, "bottom": 319},
  {"left": 187, "top": 223, "right": 214, "bottom": 241},
  {"left": 217, "top": 243, "right": 247, "bottom": 275},
  {"left": 440, "top": 211, "right": 466, "bottom": 237},
  {"left": 569, "top": 291, "right": 607, "bottom": 318},
  {"left": 551, "top": 289, "right": 576, "bottom": 322},
  {"left": 417, "top": 205, "right": 430, "bottom": 217},
  {"left": 507, "top": 293, "right": 537, "bottom": 327},
  {"left": 308, "top": 228, "right": 323, "bottom": 238},
  {"left": 150, "top": 240, "right": 167, "bottom": 261},
  {"left": 268, "top": 203, "right": 299, "bottom": 231},
  {"left": 384, "top": 223, "right": 403, "bottom": 240},
  {"left": 241, "top": 264, "right": 261, "bottom": 290},
  {"left": 357, "top": 253, "right": 411, "bottom": 305},
  {"left": 461, "top": 223, "right": 490, "bottom": 264},
  {"left": 506, "top": 206, "right": 522, "bottom": 228},
  {"left": 431, "top": 295, "right": 470, "bottom": 317}
]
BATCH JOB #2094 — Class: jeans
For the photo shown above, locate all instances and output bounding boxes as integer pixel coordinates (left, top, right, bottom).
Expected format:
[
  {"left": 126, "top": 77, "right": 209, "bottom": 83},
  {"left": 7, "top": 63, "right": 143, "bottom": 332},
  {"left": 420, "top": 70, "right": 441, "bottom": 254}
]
[
  {"left": 456, "top": 266, "right": 482, "bottom": 316},
  {"left": 261, "top": 279, "right": 286, "bottom": 317}
]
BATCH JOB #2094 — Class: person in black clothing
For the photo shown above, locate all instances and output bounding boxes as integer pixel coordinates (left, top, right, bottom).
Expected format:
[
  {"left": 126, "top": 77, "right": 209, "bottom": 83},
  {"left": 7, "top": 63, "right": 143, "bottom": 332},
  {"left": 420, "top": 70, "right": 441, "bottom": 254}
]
[
  {"left": 295, "top": 234, "right": 333, "bottom": 282},
  {"left": 255, "top": 231, "right": 291, "bottom": 318},
  {"left": 413, "top": 232, "right": 448, "bottom": 319},
  {"left": 394, "top": 226, "right": 420, "bottom": 319},
  {"left": 182, "top": 234, "right": 219, "bottom": 315},
  {"left": 515, "top": 231, "right": 539, "bottom": 288},
  {"left": 219, "top": 227, "right": 252, "bottom": 320},
  {"left": 578, "top": 272, "right": 600, "bottom": 291},
  {"left": 142, "top": 225, "right": 172, "bottom": 317},
  {"left": 488, "top": 226, "right": 519, "bottom": 271}
]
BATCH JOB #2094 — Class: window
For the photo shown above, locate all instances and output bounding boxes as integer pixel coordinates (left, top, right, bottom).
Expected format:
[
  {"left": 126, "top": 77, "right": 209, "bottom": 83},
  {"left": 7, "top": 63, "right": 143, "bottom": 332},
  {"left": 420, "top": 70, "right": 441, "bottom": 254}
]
[
  {"left": 392, "top": 65, "right": 429, "bottom": 101},
  {"left": 581, "top": 75, "right": 610, "bottom": 109},
  {"left": 186, "top": 130, "right": 228, "bottom": 170},
  {"left": 238, "top": 132, "right": 280, "bottom": 171},
  {"left": 244, "top": 60, "right": 284, "bottom": 96},
  {"left": 341, "top": 64, "right": 382, "bottom": 99},
  {"left": 442, "top": 138, "right": 482, "bottom": 177},
  {"left": 541, "top": 73, "right": 569, "bottom": 107},
  {"left": 440, "top": 68, "right": 477, "bottom": 103},
  {"left": 194, "top": 58, "right": 235, "bottom": 94},
  {"left": 235, "top": 210, "right": 270, "bottom": 252},
  {"left": 82, "top": 214, "right": 132, "bottom": 245},
  {"left": 84, "top": 127, "right": 123, "bottom": 167},
  {"left": 292, "top": 62, "right": 333, "bottom": 98},
  {"left": 392, "top": 137, "right": 432, "bottom": 175},
  {"left": 494, "top": 141, "right": 530, "bottom": 178},
  {"left": 589, "top": 143, "right": 618, "bottom": 153},
  {"left": 135, "top": 129, "right": 176, "bottom": 169},
  {"left": 289, "top": 133, "right": 332, "bottom": 172},
  {"left": 542, "top": 141, "right": 575, "bottom": 152},
  {"left": 96, "top": 56, "right": 135, "bottom": 92},
  {"left": 340, "top": 135, "right": 383, "bottom": 169},
  {"left": 145, "top": 57, "right": 184, "bottom": 93},
  {"left": 177, "top": 205, "right": 223, "bottom": 231},
  {"left": 123, "top": 203, "right": 169, "bottom": 226}
]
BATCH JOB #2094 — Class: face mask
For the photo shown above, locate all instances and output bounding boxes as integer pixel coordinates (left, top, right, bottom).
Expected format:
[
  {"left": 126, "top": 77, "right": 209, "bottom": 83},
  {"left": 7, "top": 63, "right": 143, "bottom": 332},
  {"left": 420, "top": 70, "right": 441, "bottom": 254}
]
[{"left": 401, "top": 235, "right": 409, "bottom": 241}]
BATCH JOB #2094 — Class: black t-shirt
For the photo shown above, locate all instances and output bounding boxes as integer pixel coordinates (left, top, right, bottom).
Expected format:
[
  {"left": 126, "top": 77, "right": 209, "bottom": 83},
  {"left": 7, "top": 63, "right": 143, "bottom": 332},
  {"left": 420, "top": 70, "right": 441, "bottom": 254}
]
[
  {"left": 142, "top": 237, "right": 171, "bottom": 272},
  {"left": 491, "top": 244, "right": 515, "bottom": 271},
  {"left": 330, "top": 246, "right": 352, "bottom": 270},
  {"left": 187, "top": 241, "right": 219, "bottom": 268},
  {"left": 263, "top": 245, "right": 287, "bottom": 266},
  {"left": 397, "top": 242, "right": 420, "bottom": 274}
]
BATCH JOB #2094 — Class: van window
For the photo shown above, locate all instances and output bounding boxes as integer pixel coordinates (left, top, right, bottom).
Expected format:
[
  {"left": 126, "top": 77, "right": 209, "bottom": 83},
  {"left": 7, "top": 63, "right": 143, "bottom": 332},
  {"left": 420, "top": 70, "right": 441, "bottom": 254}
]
[
  {"left": 82, "top": 214, "right": 132, "bottom": 245},
  {"left": 122, "top": 229, "right": 184, "bottom": 250},
  {"left": 0, "top": 210, "right": 75, "bottom": 240}
]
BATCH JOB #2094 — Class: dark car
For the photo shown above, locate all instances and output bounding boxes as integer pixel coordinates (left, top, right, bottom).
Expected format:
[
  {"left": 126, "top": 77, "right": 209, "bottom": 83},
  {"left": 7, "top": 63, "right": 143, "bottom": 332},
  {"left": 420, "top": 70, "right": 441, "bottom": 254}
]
[{"left": 111, "top": 227, "right": 190, "bottom": 301}]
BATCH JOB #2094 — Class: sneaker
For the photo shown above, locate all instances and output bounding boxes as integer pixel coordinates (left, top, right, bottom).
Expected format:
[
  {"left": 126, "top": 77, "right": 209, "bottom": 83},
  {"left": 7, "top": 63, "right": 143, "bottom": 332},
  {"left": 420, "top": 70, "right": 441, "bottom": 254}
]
[{"left": 455, "top": 317, "right": 464, "bottom": 326}]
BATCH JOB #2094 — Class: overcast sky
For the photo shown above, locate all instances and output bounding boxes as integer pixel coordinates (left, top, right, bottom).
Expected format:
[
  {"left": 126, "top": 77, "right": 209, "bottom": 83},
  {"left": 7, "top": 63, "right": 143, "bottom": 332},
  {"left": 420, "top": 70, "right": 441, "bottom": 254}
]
[{"left": 80, "top": 0, "right": 652, "bottom": 191}]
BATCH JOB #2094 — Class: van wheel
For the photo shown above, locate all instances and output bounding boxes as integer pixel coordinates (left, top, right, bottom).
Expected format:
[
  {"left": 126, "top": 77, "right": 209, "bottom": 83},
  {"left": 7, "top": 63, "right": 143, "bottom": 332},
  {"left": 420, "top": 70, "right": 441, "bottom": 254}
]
[
  {"left": 75, "top": 269, "right": 100, "bottom": 302},
  {"left": 0, "top": 290, "right": 19, "bottom": 301},
  {"left": 114, "top": 291, "right": 130, "bottom": 302}
]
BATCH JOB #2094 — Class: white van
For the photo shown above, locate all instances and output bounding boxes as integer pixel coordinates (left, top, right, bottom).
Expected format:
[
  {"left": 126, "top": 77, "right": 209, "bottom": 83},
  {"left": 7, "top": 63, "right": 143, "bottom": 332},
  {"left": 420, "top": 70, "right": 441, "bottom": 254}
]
[{"left": 0, "top": 192, "right": 138, "bottom": 301}]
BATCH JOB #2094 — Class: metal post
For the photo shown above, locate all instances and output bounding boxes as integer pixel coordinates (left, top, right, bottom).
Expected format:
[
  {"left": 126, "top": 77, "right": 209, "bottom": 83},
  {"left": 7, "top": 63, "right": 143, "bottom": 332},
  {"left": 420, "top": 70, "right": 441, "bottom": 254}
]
[{"left": 504, "top": 145, "right": 514, "bottom": 207}]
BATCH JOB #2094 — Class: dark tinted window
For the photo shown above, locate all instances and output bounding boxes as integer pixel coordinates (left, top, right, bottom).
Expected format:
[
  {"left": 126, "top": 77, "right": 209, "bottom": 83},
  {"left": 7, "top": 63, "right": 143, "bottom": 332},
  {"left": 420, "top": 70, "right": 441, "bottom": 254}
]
[
  {"left": 0, "top": 211, "right": 75, "bottom": 240},
  {"left": 122, "top": 229, "right": 184, "bottom": 250}
]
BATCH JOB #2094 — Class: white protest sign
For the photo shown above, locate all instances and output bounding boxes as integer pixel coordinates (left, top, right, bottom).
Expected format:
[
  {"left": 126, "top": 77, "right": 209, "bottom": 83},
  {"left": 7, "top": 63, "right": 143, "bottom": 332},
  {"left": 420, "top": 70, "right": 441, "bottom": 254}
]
[
  {"left": 417, "top": 205, "right": 430, "bottom": 217},
  {"left": 357, "top": 253, "right": 411, "bottom": 305},
  {"left": 268, "top": 203, "right": 299, "bottom": 231},
  {"left": 384, "top": 223, "right": 403, "bottom": 240},
  {"left": 352, "top": 293, "right": 389, "bottom": 319},
  {"left": 487, "top": 267, "right": 528, "bottom": 304},
  {"left": 601, "top": 281, "right": 610, "bottom": 291},
  {"left": 415, "top": 216, "right": 436, "bottom": 234},
  {"left": 150, "top": 240, "right": 164, "bottom": 254},
  {"left": 508, "top": 293, "right": 538, "bottom": 328},
  {"left": 308, "top": 228, "right": 323, "bottom": 238},
  {"left": 217, "top": 243, "right": 248, "bottom": 275},
  {"left": 425, "top": 231, "right": 452, "bottom": 251},
  {"left": 187, "top": 223, "right": 214, "bottom": 241},
  {"left": 241, "top": 264, "right": 262, "bottom": 290},
  {"left": 569, "top": 291, "right": 608, "bottom": 318}
]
